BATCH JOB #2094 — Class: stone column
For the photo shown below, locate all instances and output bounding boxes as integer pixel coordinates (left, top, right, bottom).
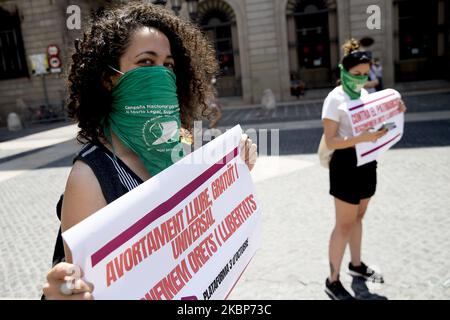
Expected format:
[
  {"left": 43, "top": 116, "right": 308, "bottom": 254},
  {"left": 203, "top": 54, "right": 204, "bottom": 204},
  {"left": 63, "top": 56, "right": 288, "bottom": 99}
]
[{"left": 245, "top": 0, "right": 284, "bottom": 103}]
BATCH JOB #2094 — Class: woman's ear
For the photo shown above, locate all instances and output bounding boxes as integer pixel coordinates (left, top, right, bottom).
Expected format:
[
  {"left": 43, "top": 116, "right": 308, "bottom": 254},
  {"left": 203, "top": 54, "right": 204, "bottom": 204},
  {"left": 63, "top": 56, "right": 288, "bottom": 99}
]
[{"left": 102, "top": 72, "right": 119, "bottom": 91}]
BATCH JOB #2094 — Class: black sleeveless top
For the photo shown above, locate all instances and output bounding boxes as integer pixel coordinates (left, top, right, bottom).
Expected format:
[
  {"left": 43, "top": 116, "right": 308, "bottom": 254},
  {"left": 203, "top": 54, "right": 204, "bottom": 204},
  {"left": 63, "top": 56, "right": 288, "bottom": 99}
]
[{"left": 44, "top": 142, "right": 144, "bottom": 298}]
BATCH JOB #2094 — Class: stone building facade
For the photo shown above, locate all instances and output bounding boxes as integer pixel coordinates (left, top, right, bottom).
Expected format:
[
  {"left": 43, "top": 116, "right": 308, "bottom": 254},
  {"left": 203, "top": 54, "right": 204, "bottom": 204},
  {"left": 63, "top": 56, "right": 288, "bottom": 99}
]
[
  {"left": 0, "top": 0, "right": 96, "bottom": 126},
  {"left": 0, "top": 0, "right": 449, "bottom": 126}
]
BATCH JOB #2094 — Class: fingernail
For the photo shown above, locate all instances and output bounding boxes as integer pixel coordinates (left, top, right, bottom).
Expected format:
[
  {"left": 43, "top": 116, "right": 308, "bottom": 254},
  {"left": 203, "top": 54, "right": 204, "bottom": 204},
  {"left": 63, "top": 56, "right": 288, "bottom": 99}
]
[{"left": 74, "top": 279, "right": 84, "bottom": 290}]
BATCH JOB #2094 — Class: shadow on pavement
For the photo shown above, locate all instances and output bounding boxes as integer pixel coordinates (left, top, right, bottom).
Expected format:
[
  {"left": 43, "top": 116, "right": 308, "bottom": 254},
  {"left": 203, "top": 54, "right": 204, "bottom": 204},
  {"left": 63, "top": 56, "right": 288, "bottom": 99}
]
[
  {"left": 351, "top": 277, "right": 388, "bottom": 300},
  {"left": 277, "top": 120, "right": 450, "bottom": 155},
  {"left": 0, "top": 120, "right": 71, "bottom": 143},
  {"left": 1, "top": 119, "right": 449, "bottom": 171}
]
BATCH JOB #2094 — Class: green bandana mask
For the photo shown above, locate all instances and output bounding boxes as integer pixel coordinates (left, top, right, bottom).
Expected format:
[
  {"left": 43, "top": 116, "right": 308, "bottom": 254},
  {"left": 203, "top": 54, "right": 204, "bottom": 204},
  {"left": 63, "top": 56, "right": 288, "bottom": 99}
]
[
  {"left": 339, "top": 64, "right": 368, "bottom": 100},
  {"left": 103, "top": 66, "right": 184, "bottom": 176}
]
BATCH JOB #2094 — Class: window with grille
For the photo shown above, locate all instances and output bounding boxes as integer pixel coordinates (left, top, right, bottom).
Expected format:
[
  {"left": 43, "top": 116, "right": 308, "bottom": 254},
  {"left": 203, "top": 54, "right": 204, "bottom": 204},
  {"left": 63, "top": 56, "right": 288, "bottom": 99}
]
[
  {"left": 291, "top": 0, "right": 331, "bottom": 69},
  {"left": 201, "top": 12, "right": 236, "bottom": 77},
  {"left": 0, "top": 7, "right": 28, "bottom": 80}
]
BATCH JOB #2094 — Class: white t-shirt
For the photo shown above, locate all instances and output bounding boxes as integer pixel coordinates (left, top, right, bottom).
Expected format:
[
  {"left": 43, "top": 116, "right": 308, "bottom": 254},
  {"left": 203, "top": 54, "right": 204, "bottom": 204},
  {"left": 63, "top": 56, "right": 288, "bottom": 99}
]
[{"left": 321, "top": 85, "right": 369, "bottom": 139}]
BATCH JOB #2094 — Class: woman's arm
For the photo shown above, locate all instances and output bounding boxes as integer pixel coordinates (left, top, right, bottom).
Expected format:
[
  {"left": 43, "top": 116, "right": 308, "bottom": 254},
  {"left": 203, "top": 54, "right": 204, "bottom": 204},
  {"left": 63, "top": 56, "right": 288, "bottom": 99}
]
[
  {"left": 43, "top": 161, "right": 106, "bottom": 300},
  {"left": 61, "top": 160, "right": 108, "bottom": 262},
  {"left": 323, "top": 118, "right": 387, "bottom": 150},
  {"left": 364, "top": 70, "right": 380, "bottom": 90},
  {"left": 364, "top": 78, "right": 379, "bottom": 89}
]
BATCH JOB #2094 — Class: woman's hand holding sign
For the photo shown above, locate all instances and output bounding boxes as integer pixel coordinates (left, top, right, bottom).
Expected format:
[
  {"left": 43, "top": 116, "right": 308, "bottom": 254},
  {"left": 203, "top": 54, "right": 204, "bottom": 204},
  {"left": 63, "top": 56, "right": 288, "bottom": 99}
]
[
  {"left": 240, "top": 134, "right": 258, "bottom": 171},
  {"left": 357, "top": 98, "right": 407, "bottom": 144},
  {"left": 43, "top": 262, "right": 94, "bottom": 300},
  {"left": 398, "top": 99, "right": 407, "bottom": 113},
  {"left": 357, "top": 127, "right": 388, "bottom": 143}
]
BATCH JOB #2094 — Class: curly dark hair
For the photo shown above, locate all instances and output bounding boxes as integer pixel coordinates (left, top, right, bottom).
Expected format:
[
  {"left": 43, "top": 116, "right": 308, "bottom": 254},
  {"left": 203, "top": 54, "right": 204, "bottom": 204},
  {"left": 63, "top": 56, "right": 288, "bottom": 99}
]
[{"left": 67, "top": 1, "right": 219, "bottom": 143}]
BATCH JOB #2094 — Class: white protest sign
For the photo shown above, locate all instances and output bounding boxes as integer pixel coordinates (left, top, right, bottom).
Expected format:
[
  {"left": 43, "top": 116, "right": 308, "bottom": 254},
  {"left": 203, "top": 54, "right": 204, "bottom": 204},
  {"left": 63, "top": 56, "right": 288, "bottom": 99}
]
[
  {"left": 62, "top": 125, "right": 262, "bottom": 300},
  {"left": 345, "top": 88, "right": 404, "bottom": 166}
]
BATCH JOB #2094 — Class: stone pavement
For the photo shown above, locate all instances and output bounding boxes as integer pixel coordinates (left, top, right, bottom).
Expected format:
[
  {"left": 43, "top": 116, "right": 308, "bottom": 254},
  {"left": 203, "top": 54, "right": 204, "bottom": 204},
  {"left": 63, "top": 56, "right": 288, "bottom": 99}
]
[
  {"left": 0, "top": 91, "right": 450, "bottom": 300},
  {"left": 1, "top": 142, "right": 449, "bottom": 299},
  {"left": 228, "top": 148, "right": 450, "bottom": 299},
  {"left": 0, "top": 121, "right": 71, "bottom": 143},
  {"left": 0, "top": 123, "right": 77, "bottom": 162}
]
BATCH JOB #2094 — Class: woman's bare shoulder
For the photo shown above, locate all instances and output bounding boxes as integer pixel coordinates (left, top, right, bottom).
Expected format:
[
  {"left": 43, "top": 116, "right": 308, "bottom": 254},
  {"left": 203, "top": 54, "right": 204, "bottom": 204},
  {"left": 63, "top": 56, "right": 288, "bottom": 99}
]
[{"left": 61, "top": 160, "right": 107, "bottom": 232}]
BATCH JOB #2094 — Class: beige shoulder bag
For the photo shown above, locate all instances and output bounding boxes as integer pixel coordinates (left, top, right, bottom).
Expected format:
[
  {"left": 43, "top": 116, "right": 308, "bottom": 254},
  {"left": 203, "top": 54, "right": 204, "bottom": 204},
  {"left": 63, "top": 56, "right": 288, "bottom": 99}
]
[{"left": 317, "top": 134, "right": 334, "bottom": 169}]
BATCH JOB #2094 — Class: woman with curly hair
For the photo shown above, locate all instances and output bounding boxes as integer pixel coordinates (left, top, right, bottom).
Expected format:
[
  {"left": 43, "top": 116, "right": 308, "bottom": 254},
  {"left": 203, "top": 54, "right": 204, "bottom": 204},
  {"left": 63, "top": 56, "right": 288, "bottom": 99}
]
[{"left": 42, "top": 1, "right": 257, "bottom": 300}]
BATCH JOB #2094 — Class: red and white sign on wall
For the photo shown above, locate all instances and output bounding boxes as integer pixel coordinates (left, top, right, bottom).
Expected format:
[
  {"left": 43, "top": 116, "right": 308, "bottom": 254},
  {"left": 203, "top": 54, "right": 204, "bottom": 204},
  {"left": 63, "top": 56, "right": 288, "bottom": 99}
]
[{"left": 47, "top": 44, "right": 61, "bottom": 73}]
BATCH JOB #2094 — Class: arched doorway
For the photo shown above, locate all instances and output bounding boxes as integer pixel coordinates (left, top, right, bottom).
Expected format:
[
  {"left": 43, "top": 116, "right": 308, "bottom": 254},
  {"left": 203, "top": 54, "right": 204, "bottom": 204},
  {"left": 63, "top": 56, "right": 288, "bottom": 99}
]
[
  {"left": 394, "top": 0, "right": 448, "bottom": 81},
  {"left": 198, "top": 0, "right": 242, "bottom": 97},
  {"left": 286, "top": 0, "right": 338, "bottom": 89}
]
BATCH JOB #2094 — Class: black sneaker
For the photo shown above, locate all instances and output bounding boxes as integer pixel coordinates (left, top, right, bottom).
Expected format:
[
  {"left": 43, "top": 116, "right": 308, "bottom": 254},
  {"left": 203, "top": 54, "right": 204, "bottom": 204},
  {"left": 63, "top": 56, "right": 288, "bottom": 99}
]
[
  {"left": 348, "top": 262, "right": 384, "bottom": 283},
  {"left": 325, "top": 278, "right": 355, "bottom": 300}
]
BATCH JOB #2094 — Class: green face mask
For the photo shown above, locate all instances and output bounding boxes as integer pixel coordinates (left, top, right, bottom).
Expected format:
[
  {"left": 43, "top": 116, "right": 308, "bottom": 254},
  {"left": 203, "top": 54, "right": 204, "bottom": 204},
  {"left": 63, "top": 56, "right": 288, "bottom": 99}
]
[
  {"left": 339, "top": 64, "right": 368, "bottom": 100},
  {"left": 103, "top": 66, "right": 184, "bottom": 176}
]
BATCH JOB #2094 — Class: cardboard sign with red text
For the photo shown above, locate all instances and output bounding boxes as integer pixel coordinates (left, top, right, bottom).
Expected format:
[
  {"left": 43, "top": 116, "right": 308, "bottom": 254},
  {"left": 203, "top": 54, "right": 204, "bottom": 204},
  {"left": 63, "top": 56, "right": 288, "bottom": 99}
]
[
  {"left": 345, "top": 89, "right": 404, "bottom": 166},
  {"left": 62, "top": 125, "right": 262, "bottom": 300}
]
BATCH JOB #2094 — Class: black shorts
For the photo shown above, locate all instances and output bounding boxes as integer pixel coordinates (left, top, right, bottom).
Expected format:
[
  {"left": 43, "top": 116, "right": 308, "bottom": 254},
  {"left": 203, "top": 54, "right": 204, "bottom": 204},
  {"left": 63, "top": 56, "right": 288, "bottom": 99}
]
[{"left": 329, "top": 148, "right": 377, "bottom": 205}]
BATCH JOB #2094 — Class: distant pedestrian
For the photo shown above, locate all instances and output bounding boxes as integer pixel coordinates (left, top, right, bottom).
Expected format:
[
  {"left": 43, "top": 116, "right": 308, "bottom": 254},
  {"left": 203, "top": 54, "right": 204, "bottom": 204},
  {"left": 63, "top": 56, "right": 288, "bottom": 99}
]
[
  {"left": 207, "top": 77, "right": 222, "bottom": 129},
  {"left": 290, "top": 73, "right": 306, "bottom": 98},
  {"left": 372, "top": 58, "right": 384, "bottom": 91},
  {"left": 261, "top": 88, "right": 276, "bottom": 116},
  {"left": 363, "top": 55, "right": 379, "bottom": 94}
]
